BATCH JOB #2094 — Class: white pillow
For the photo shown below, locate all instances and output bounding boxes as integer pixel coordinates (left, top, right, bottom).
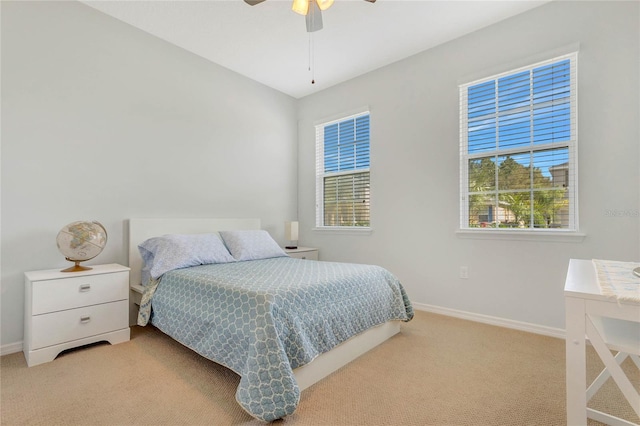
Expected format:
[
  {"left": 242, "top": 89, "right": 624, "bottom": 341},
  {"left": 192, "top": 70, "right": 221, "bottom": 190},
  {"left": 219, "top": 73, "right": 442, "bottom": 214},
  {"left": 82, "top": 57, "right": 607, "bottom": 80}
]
[
  {"left": 138, "top": 233, "right": 235, "bottom": 282},
  {"left": 219, "top": 230, "right": 287, "bottom": 261}
]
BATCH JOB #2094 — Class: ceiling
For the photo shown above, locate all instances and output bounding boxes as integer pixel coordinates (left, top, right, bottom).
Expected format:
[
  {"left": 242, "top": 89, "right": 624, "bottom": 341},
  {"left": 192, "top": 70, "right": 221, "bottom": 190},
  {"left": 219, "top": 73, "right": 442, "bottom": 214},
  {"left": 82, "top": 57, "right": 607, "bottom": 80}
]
[{"left": 81, "top": 0, "right": 549, "bottom": 99}]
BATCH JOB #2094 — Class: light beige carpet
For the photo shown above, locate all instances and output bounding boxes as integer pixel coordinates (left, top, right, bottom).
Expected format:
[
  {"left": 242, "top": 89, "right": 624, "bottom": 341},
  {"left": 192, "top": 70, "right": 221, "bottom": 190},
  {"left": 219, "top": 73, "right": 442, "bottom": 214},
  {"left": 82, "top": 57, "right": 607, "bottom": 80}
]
[{"left": 1, "top": 311, "right": 638, "bottom": 425}]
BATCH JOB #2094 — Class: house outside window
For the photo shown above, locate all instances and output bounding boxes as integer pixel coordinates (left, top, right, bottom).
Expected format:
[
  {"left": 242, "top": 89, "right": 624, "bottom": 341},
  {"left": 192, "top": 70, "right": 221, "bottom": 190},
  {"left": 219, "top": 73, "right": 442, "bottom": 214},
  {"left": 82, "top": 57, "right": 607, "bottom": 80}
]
[
  {"left": 315, "top": 112, "right": 370, "bottom": 229},
  {"left": 459, "top": 53, "right": 578, "bottom": 231}
]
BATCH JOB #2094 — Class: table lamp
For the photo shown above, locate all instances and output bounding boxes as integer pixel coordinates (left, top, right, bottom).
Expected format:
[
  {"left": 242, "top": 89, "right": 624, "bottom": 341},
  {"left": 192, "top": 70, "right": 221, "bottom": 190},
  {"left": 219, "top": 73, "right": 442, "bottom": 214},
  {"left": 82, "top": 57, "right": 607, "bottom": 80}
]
[{"left": 285, "top": 221, "right": 299, "bottom": 249}]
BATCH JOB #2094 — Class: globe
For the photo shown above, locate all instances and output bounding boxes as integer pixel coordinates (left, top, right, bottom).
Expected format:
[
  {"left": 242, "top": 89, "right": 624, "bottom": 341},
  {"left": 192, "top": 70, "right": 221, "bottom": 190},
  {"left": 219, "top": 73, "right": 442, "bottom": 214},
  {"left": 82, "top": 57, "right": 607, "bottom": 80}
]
[{"left": 56, "top": 221, "right": 108, "bottom": 272}]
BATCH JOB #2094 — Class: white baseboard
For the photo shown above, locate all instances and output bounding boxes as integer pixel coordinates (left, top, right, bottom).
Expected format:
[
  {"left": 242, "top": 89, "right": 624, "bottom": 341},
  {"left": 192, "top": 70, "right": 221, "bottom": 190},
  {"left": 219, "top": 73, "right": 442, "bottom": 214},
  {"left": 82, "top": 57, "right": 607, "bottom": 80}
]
[
  {"left": 413, "top": 303, "right": 566, "bottom": 340},
  {"left": 1, "top": 341, "right": 23, "bottom": 356},
  {"left": 1, "top": 305, "right": 565, "bottom": 357}
]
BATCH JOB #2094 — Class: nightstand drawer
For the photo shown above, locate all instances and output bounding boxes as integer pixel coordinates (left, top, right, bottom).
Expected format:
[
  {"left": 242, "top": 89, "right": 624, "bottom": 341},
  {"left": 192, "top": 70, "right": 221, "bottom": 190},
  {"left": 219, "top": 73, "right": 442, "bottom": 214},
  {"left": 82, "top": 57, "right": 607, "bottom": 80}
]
[
  {"left": 31, "top": 300, "right": 128, "bottom": 350},
  {"left": 32, "top": 271, "right": 128, "bottom": 315},
  {"left": 287, "top": 250, "right": 318, "bottom": 260}
]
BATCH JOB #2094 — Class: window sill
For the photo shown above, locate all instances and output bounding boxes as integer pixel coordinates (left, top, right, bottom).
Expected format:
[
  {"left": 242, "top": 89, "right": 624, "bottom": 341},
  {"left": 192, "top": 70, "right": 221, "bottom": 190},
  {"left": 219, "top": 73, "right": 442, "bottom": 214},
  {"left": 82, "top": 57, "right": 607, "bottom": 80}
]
[
  {"left": 456, "top": 229, "right": 586, "bottom": 243},
  {"left": 313, "top": 227, "right": 373, "bottom": 235}
]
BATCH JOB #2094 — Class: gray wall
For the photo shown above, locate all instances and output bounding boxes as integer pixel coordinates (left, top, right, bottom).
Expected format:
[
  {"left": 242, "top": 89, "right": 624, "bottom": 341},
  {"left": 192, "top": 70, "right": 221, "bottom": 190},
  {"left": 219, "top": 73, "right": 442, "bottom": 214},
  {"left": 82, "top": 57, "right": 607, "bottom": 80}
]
[
  {"left": 297, "top": 1, "right": 640, "bottom": 329},
  {"left": 1, "top": 1, "right": 298, "bottom": 347},
  {"left": 2, "top": 0, "right": 638, "bottom": 349}
]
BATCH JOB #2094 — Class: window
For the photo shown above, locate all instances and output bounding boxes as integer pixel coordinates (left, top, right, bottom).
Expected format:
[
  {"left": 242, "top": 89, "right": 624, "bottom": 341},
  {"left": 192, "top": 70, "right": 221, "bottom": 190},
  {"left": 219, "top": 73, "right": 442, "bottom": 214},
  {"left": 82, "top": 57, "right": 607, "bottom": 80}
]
[
  {"left": 316, "top": 112, "right": 370, "bottom": 228},
  {"left": 459, "top": 53, "right": 577, "bottom": 231}
]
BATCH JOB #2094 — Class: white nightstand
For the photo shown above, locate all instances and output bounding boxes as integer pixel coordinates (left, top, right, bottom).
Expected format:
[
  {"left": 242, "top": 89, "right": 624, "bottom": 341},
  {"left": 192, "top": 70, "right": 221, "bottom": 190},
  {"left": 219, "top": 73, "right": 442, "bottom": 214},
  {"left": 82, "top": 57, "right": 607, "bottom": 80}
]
[
  {"left": 285, "top": 247, "right": 319, "bottom": 260},
  {"left": 23, "top": 263, "right": 130, "bottom": 367}
]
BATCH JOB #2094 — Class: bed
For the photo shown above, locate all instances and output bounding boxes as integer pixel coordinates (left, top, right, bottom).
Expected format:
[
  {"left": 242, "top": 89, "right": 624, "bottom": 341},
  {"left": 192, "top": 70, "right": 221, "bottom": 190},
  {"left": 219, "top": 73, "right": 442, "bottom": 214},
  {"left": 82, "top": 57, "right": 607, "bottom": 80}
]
[{"left": 128, "top": 218, "right": 413, "bottom": 422}]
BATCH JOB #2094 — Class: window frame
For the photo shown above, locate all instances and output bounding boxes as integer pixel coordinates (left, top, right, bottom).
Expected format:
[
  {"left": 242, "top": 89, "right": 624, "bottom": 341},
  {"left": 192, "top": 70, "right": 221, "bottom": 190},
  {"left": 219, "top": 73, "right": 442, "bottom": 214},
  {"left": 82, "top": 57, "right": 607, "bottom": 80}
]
[
  {"left": 315, "top": 110, "right": 372, "bottom": 231},
  {"left": 458, "top": 52, "right": 580, "bottom": 236}
]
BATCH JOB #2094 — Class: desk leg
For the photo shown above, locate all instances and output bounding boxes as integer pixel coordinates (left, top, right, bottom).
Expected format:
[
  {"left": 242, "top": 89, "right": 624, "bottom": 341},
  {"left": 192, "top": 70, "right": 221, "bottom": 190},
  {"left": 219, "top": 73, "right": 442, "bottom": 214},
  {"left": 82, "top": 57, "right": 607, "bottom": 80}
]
[{"left": 566, "top": 296, "right": 587, "bottom": 425}]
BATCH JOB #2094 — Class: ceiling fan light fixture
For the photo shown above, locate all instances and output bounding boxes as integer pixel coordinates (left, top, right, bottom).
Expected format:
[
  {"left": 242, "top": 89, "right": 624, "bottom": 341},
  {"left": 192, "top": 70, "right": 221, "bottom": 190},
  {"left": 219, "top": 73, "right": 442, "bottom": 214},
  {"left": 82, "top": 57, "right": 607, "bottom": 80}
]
[
  {"left": 305, "top": 0, "right": 323, "bottom": 32},
  {"left": 292, "top": 0, "right": 309, "bottom": 15},
  {"left": 315, "top": 0, "right": 334, "bottom": 11}
]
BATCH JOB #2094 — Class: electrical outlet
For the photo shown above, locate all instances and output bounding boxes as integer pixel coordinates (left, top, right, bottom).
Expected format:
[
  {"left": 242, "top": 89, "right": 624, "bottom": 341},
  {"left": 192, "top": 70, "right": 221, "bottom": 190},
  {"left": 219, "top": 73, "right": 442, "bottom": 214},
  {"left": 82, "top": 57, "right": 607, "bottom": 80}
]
[{"left": 460, "top": 266, "right": 469, "bottom": 279}]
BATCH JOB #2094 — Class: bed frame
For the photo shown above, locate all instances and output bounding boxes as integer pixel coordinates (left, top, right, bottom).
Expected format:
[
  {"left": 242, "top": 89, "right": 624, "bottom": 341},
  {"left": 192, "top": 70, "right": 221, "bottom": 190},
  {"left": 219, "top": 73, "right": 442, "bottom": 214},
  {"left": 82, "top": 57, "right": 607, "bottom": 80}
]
[{"left": 127, "top": 217, "right": 400, "bottom": 391}]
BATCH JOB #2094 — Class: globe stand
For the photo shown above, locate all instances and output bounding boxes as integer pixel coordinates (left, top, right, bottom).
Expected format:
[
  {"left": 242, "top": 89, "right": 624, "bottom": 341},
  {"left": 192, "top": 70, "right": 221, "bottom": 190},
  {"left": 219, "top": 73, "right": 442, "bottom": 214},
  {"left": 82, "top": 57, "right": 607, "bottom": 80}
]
[{"left": 61, "top": 259, "right": 92, "bottom": 273}]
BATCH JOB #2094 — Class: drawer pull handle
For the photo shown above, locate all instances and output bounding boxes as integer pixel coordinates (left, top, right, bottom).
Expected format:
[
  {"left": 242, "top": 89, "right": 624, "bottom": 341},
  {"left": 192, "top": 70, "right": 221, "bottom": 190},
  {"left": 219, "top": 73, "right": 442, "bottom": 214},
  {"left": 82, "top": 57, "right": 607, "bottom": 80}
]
[
  {"left": 79, "top": 284, "right": 91, "bottom": 292},
  {"left": 80, "top": 316, "right": 91, "bottom": 324}
]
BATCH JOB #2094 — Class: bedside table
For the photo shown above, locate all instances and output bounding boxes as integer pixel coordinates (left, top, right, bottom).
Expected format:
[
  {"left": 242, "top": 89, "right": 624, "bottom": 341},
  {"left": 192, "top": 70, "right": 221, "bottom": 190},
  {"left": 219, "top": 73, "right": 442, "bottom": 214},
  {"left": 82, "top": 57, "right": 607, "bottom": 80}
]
[
  {"left": 285, "top": 247, "right": 319, "bottom": 260},
  {"left": 23, "top": 263, "right": 130, "bottom": 367}
]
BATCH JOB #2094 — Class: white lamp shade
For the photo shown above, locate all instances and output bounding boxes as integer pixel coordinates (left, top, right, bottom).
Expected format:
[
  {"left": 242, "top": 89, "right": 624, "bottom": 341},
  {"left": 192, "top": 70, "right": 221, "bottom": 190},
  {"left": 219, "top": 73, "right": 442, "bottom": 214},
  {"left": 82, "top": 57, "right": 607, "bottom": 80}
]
[
  {"left": 316, "top": 0, "right": 334, "bottom": 11},
  {"left": 292, "top": 0, "right": 309, "bottom": 15},
  {"left": 285, "top": 221, "right": 299, "bottom": 241}
]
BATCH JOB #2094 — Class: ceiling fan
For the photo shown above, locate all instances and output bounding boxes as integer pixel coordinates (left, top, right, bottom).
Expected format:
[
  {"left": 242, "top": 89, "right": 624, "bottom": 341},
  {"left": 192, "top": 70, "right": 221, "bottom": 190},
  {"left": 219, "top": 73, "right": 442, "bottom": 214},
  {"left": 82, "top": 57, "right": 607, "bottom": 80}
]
[{"left": 244, "top": 0, "right": 376, "bottom": 32}]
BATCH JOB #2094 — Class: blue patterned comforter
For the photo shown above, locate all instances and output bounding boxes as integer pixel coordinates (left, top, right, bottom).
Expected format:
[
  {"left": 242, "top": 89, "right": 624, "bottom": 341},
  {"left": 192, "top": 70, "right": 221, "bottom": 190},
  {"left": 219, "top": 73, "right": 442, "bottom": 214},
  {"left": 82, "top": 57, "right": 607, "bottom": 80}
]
[{"left": 142, "top": 257, "right": 413, "bottom": 421}]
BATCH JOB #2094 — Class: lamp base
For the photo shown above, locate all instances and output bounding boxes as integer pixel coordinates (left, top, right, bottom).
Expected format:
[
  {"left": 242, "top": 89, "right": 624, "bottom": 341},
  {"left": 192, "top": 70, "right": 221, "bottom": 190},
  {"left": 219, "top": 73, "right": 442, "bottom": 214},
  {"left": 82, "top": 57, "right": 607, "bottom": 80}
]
[{"left": 285, "top": 246, "right": 298, "bottom": 250}]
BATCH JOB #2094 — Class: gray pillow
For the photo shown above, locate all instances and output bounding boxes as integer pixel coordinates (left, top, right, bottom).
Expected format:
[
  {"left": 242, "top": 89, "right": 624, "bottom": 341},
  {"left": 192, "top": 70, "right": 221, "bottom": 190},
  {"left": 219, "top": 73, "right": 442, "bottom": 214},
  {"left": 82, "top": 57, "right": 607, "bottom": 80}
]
[
  {"left": 138, "top": 233, "right": 235, "bottom": 282},
  {"left": 219, "top": 230, "right": 287, "bottom": 261}
]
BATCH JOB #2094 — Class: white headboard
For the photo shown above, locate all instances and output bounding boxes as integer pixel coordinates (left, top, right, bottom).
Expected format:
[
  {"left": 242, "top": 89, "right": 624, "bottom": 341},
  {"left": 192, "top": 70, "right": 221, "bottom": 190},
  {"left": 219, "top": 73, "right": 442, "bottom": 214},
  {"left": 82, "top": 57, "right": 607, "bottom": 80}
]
[{"left": 128, "top": 217, "right": 261, "bottom": 287}]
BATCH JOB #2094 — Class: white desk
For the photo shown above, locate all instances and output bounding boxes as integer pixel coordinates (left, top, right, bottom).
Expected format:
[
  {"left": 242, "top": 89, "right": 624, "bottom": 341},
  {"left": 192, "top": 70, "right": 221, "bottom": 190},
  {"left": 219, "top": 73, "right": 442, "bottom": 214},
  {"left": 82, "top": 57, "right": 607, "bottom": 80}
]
[{"left": 565, "top": 259, "right": 640, "bottom": 426}]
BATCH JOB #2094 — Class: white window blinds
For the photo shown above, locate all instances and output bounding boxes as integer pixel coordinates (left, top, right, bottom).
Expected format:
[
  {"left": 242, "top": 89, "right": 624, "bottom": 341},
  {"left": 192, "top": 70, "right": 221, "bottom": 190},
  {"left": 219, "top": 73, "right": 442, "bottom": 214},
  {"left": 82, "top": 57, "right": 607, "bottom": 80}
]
[
  {"left": 459, "top": 52, "right": 578, "bottom": 230},
  {"left": 316, "top": 112, "right": 371, "bottom": 228}
]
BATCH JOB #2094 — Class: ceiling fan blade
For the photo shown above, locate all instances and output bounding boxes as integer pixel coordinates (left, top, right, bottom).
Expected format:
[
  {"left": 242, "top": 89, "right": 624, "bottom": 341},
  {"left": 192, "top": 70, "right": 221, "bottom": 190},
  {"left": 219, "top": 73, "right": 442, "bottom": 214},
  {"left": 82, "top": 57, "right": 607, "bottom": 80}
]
[
  {"left": 364, "top": 0, "right": 376, "bottom": 2},
  {"left": 305, "top": 1, "right": 323, "bottom": 32},
  {"left": 244, "top": 0, "right": 266, "bottom": 5}
]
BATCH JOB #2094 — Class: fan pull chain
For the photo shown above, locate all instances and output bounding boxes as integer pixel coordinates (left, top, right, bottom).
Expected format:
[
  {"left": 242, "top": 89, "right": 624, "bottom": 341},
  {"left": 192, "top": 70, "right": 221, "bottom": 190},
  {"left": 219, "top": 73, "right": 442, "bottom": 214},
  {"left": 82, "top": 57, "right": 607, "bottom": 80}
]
[{"left": 308, "top": 32, "right": 315, "bottom": 84}]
